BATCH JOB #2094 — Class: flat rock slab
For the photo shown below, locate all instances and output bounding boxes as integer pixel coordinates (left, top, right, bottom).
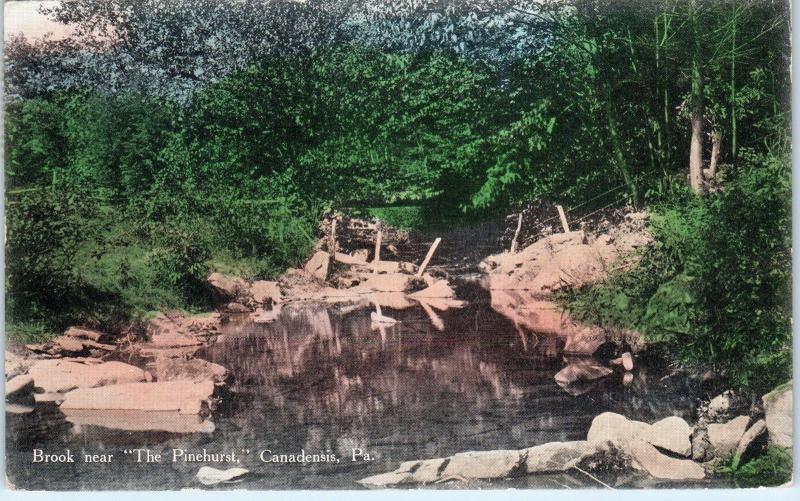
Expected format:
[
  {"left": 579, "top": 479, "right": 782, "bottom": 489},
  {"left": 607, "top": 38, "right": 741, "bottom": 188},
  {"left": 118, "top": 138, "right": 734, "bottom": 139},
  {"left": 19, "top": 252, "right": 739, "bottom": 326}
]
[
  {"left": 360, "top": 440, "right": 629, "bottom": 487},
  {"left": 63, "top": 408, "right": 215, "bottom": 434},
  {"left": 65, "top": 327, "right": 106, "bottom": 342},
  {"left": 151, "top": 358, "right": 228, "bottom": 384},
  {"left": 54, "top": 336, "right": 88, "bottom": 353},
  {"left": 408, "top": 280, "right": 455, "bottom": 299},
  {"left": 762, "top": 383, "right": 792, "bottom": 448},
  {"left": 29, "top": 360, "right": 148, "bottom": 394},
  {"left": 708, "top": 415, "right": 750, "bottom": 459},
  {"left": 60, "top": 380, "right": 215, "bottom": 414},
  {"left": 363, "top": 273, "right": 413, "bottom": 292},
  {"left": 371, "top": 292, "right": 415, "bottom": 309},
  {"left": 334, "top": 252, "right": 367, "bottom": 265},
  {"left": 524, "top": 440, "right": 616, "bottom": 473},
  {"left": 441, "top": 450, "right": 523, "bottom": 479},
  {"left": 643, "top": 416, "right": 692, "bottom": 457},
  {"left": 5, "top": 403, "right": 35, "bottom": 414},
  {"left": 359, "top": 458, "right": 448, "bottom": 487}
]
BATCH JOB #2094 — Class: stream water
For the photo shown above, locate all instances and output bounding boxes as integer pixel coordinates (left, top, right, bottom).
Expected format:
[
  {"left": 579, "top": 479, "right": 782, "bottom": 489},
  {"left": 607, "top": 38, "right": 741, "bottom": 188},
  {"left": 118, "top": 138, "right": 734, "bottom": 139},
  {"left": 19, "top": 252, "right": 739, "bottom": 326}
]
[{"left": 6, "top": 283, "right": 726, "bottom": 490}]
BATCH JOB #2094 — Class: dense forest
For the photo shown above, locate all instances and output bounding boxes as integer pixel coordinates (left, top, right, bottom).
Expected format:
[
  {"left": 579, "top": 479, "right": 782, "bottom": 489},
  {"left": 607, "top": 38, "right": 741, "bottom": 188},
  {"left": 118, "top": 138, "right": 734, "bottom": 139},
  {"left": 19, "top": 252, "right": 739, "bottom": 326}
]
[{"left": 4, "top": 0, "right": 791, "bottom": 393}]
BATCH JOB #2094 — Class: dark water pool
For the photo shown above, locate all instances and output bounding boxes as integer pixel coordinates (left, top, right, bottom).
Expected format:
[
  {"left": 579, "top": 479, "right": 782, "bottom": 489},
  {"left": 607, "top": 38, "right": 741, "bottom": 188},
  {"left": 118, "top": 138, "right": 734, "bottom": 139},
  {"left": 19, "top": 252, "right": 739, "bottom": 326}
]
[{"left": 6, "top": 286, "right": 722, "bottom": 490}]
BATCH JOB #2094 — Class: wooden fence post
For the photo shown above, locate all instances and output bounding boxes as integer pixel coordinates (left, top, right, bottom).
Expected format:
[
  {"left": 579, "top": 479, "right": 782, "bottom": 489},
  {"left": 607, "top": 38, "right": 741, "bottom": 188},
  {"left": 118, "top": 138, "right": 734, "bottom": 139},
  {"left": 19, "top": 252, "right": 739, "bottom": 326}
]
[
  {"left": 328, "top": 215, "right": 337, "bottom": 258},
  {"left": 416, "top": 237, "right": 441, "bottom": 277},
  {"left": 556, "top": 205, "right": 570, "bottom": 233},
  {"left": 372, "top": 224, "right": 382, "bottom": 274},
  {"left": 510, "top": 212, "right": 523, "bottom": 253}
]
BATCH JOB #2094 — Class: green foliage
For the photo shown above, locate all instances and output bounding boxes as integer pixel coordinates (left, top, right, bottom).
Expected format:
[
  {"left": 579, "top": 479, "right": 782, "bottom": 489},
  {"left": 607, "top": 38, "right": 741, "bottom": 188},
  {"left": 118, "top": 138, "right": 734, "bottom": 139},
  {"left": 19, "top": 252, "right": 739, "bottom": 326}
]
[
  {"left": 684, "top": 152, "right": 792, "bottom": 391},
  {"left": 563, "top": 246, "right": 679, "bottom": 332},
  {"left": 718, "top": 447, "right": 792, "bottom": 488},
  {"left": 365, "top": 206, "right": 426, "bottom": 230},
  {"left": 567, "top": 147, "right": 791, "bottom": 393},
  {"left": 641, "top": 274, "right": 696, "bottom": 343},
  {"left": 4, "top": 98, "right": 67, "bottom": 188},
  {"left": 5, "top": 185, "right": 97, "bottom": 322}
]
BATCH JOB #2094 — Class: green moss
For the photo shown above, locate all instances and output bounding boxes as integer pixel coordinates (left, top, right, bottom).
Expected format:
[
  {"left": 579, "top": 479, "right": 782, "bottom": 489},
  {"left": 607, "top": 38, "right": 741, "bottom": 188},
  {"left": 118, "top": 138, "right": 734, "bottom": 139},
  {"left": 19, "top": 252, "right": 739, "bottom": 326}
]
[{"left": 763, "top": 381, "right": 793, "bottom": 405}]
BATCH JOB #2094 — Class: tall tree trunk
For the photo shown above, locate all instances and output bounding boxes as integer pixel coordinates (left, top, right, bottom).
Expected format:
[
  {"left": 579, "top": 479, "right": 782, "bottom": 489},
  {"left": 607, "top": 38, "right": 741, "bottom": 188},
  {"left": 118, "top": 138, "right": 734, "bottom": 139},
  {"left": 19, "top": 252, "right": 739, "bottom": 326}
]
[
  {"left": 707, "top": 128, "right": 721, "bottom": 179},
  {"left": 689, "top": 111, "right": 704, "bottom": 193},
  {"left": 688, "top": 0, "right": 704, "bottom": 195}
]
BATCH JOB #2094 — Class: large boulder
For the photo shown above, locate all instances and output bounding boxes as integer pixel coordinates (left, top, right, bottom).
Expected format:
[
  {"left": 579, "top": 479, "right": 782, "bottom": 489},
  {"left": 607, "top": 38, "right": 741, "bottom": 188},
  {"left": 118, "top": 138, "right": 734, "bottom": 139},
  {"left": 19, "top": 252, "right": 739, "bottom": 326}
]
[
  {"left": 642, "top": 416, "right": 692, "bottom": 457},
  {"left": 707, "top": 415, "right": 750, "bottom": 459},
  {"left": 481, "top": 231, "right": 625, "bottom": 294},
  {"left": 481, "top": 231, "right": 585, "bottom": 275},
  {"left": 627, "top": 439, "right": 705, "bottom": 480},
  {"left": 441, "top": 450, "right": 524, "bottom": 479},
  {"left": 208, "top": 272, "right": 248, "bottom": 300},
  {"left": 733, "top": 419, "right": 768, "bottom": 465},
  {"left": 527, "top": 244, "right": 607, "bottom": 294},
  {"left": 60, "top": 380, "right": 216, "bottom": 414},
  {"left": 249, "top": 280, "right": 282, "bottom": 305},
  {"left": 587, "top": 412, "right": 651, "bottom": 443},
  {"left": 304, "top": 251, "right": 330, "bottom": 281},
  {"left": 762, "top": 382, "right": 792, "bottom": 448},
  {"left": 28, "top": 360, "right": 149, "bottom": 394}
]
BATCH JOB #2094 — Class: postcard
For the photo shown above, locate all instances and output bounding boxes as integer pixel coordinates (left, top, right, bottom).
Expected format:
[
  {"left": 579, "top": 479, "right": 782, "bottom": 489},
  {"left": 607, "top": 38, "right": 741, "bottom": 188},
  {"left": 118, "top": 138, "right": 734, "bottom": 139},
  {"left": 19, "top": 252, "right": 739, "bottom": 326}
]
[{"left": 3, "top": 0, "right": 793, "bottom": 491}]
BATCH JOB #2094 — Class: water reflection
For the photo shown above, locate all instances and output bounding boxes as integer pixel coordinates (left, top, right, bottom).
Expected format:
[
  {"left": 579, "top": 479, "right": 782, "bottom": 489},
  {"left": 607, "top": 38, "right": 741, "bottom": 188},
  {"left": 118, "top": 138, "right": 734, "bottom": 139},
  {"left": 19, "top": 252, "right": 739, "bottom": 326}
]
[{"left": 6, "top": 286, "right": 705, "bottom": 490}]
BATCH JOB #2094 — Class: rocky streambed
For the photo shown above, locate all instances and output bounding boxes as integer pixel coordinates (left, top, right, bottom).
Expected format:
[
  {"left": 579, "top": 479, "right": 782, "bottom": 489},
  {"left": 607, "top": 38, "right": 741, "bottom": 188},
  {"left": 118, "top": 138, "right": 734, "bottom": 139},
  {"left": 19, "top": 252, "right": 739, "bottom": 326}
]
[{"left": 4, "top": 213, "right": 793, "bottom": 489}]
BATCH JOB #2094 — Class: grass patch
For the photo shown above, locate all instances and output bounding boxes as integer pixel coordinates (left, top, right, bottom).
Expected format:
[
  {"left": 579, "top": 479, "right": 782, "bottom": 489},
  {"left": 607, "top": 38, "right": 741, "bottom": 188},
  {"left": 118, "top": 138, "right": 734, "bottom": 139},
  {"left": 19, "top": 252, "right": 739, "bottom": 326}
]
[
  {"left": 5, "top": 319, "right": 60, "bottom": 345},
  {"left": 718, "top": 447, "right": 792, "bottom": 487}
]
